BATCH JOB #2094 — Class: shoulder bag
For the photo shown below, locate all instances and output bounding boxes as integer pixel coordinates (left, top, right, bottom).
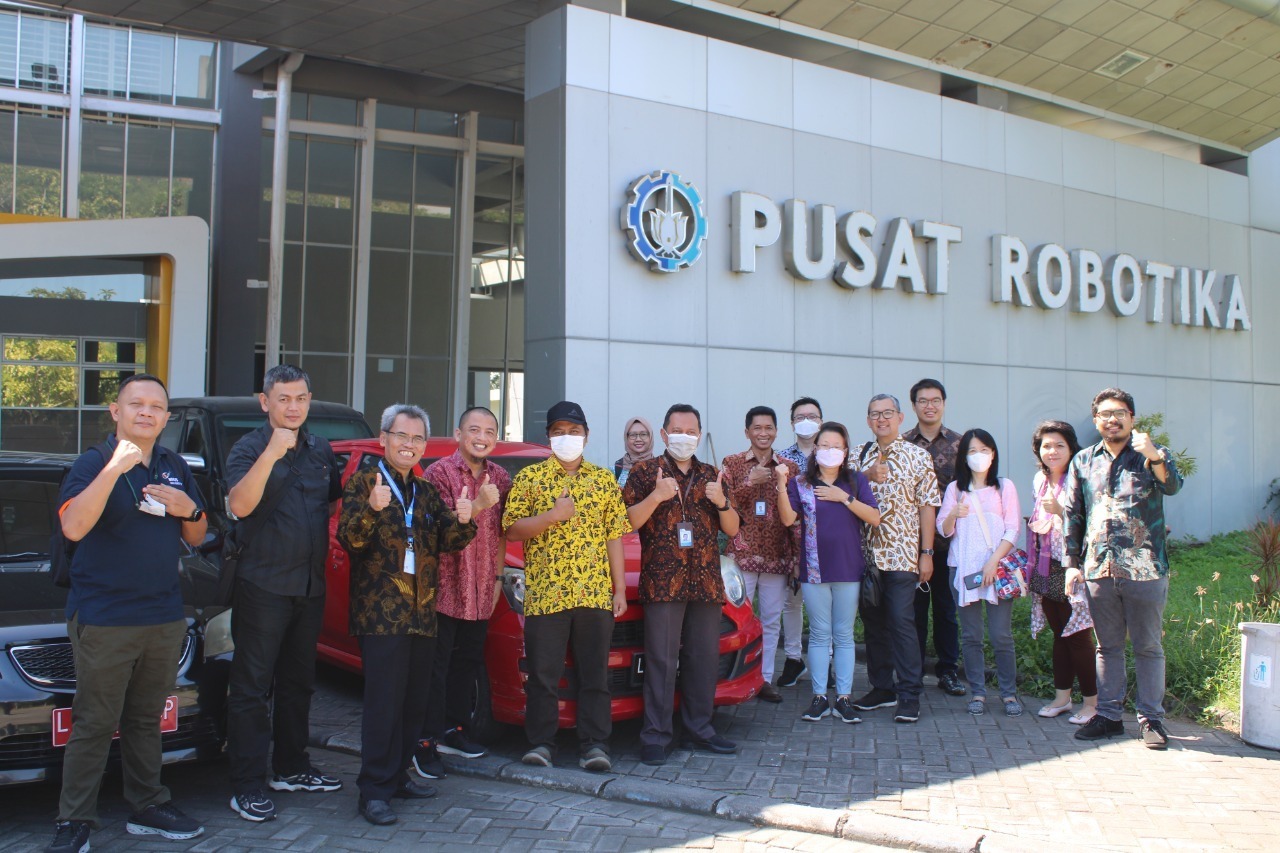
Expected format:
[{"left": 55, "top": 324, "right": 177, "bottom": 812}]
[
  {"left": 856, "top": 442, "right": 882, "bottom": 609},
  {"left": 971, "top": 479, "right": 1029, "bottom": 601}
]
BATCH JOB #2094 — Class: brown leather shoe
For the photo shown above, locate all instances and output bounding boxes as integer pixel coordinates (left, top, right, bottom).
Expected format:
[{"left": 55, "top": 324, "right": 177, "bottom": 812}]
[{"left": 757, "top": 682, "right": 782, "bottom": 703}]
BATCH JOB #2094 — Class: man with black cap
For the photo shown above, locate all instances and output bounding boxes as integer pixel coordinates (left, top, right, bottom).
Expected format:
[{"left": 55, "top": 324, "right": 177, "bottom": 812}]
[{"left": 503, "top": 401, "right": 631, "bottom": 771}]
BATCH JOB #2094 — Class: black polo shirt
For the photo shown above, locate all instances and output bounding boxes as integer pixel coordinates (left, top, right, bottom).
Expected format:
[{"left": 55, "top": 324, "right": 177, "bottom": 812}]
[
  {"left": 60, "top": 437, "right": 202, "bottom": 626},
  {"left": 225, "top": 424, "right": 342, "bottom": 597}
]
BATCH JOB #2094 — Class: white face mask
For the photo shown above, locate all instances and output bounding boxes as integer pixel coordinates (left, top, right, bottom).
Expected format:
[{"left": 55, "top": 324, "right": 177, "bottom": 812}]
[
  {"left": 664, "top": 432, "right": 699, "bottom": 461},
  {"left": 966, "top": 451, "right": 993, "bottom": 473},
  {"left": 549, "top": 434, "right": 584, "bottom": 462},
  {"left": 793, "top": 419, "right": 820, "bottom": 438},
  {"left": 815, "top": 447, "right": 846, "bottom": 468}
]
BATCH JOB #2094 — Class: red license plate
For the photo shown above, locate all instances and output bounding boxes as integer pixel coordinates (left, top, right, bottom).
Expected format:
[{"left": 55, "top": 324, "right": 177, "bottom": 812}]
[{"left": 52, "top": 695, "right": 179, "bottom": 747}]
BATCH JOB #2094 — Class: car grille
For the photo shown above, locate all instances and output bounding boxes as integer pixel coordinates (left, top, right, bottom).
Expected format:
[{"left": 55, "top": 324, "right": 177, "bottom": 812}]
[
  {"left": 9, "top": 633, "right": 195, "bottom": 692},
  {"left": 0, "top": 712, "right": 216, "bottom": 772},
  {"left": 610, "top": 614, "right": 736, "bottom": 648}
]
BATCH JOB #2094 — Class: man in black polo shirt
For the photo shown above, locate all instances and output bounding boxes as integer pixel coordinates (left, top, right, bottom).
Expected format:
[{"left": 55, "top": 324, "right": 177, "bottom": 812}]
[
  {"left": 225, "top": 364, "right": 344, "bottom": 822},
  {"left": 49, "top": 374, "right": 207, "bottom": 853}
]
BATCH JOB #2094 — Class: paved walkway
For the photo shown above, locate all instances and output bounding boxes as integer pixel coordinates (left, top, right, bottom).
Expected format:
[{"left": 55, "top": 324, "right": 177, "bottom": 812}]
[{"left": 310, "top": 652, "right": 1280, "bottom": 852}]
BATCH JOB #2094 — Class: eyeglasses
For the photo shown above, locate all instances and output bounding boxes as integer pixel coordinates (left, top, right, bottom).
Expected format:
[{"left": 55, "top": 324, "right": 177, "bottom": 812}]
[
  {"left": 1094, "top": 409, "right": 1131, "bottom": 422},
  {"left": 626, "top": 431, "right": 650, "bottom": 440},
  {"left": 867, "top": 410, "right": 899, "bottom": 421},
  {"left": 792, "top": 414, "right": 821, "bottom": 423},
  {"left": 915, "top": 397, "right": 944, "bottom": 407},
  {"left": 385, "top": 430, "right": 427, "bottom": 446}
]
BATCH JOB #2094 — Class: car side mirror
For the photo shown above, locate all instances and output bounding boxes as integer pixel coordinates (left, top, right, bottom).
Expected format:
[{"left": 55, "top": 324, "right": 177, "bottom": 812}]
[{"left": 181, "top": 453, "right": 207, "bottom": 473}]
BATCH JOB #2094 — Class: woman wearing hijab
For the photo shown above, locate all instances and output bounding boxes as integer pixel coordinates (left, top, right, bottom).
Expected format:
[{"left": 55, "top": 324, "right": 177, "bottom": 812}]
[{"left": 614, "top": 417, "right": 655, "bottom": 487}]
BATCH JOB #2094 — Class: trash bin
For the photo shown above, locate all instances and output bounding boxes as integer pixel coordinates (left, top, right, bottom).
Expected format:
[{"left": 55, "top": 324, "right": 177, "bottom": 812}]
[{"left": 1240, "top": 622, "right": 1280, "bottom": 751}]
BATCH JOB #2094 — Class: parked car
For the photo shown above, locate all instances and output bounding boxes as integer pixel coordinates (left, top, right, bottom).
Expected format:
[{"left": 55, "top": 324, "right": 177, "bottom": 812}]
[
  {"left": 318, "top": 438, "right": 764, "bottom": 740},
  {"left": 0, "top": 451, "right": 233, "bottom": 787}
]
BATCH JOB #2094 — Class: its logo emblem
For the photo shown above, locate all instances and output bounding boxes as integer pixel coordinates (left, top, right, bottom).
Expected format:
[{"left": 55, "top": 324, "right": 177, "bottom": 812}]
[{"left": 621, "top": 171, "right": 707, "bottom": 272}]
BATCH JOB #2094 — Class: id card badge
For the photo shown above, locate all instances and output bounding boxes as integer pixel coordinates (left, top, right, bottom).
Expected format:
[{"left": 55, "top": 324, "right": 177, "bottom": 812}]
[
  {"left": 755, "top": 500, "right": 767, "bottom": 517},
  {"left": 676, "top": 522, "right": 694, "bottom": 549},
  {"left": 403, "top": 548, "right": 416, "bottom": 574}
]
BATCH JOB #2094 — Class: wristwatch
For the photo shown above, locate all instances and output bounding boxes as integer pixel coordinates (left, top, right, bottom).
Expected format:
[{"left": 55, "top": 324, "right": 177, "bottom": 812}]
[
  {"left": 845, "top": 494, "right": 855, "bottom": 505},
  {"left": 185, "top": 508, "right": 205, "bottom": 523},
  {"left": 920, "top": 548, "right": 935, "bottom": 556}
]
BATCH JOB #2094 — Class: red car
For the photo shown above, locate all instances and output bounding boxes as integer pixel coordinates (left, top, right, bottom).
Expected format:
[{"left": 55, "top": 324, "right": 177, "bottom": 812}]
[{"left": 318, "top": 438, "right": 764, "bottom": 738}]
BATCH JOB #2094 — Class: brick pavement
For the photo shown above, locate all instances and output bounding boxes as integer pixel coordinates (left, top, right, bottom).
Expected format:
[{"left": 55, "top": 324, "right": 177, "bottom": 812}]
[{"left": 311, "top": 651, "right": 1280, "bottom": 852}]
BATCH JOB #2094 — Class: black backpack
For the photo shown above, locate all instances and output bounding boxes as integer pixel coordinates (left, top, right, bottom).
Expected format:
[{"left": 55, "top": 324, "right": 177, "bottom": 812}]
[{"left": 49, "top": 441, "right": 116, "bottom": 588}]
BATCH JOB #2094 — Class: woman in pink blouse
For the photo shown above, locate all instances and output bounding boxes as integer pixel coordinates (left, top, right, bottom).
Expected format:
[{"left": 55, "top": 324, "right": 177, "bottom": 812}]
[{"left": 937, "top": 429, "right": 1023, "bottom": 717}]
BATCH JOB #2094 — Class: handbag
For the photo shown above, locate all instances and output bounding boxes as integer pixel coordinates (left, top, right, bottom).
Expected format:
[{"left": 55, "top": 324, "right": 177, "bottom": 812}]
[
  {"left": 217, "top": 444, "right": 307, "bottom": 605},
  {"left": 970, "top": 480, "right": 1029, "bottom": 601},
  {"left": 856, "top": 442, "right": 882, "bottom": 609}
]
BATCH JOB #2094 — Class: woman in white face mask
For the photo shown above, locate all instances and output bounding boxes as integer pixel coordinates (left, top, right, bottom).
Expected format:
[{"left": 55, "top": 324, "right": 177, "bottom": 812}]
[
  {"left": 777, "top": 423, "right": 880, "bottom": 725},
  {"left": 936, "top": 429, "right": 1023, "bottom": 717}
]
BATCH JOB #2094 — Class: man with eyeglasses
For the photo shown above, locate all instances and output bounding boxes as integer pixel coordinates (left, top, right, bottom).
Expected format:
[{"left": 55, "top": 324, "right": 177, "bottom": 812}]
[
  {"left": 902, "top": 379, "right": 966, "bottom": 698},
  {"left": 224, "top": 364, "right": 345, "bottom": 823},
  {"left": 851, "top": 393, "right": 940, "bottom": 724},
  {"left": 720, "top": 406, "right": 801, "bottom": 702},
  {"left": 1063, "top": 388, "right": 1182, "bottom": 749}
]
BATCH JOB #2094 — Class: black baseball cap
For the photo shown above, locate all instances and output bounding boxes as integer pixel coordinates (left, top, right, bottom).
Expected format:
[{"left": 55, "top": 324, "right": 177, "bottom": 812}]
[{"left": 546, "top": 400, "right": 588, "bottom": 429}]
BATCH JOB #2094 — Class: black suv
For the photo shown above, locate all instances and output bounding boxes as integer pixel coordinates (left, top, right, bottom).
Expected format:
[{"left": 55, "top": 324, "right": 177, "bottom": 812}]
[{"left": 0, "top": 452, "right": 232, "bottom": 786}]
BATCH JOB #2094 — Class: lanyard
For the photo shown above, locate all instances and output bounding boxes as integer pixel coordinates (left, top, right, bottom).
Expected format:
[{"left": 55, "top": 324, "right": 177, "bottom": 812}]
[
  {"left": 378, "top": 461, "right": 416, "bottom": 547},
  {"left": 659, "top": 457, "right": 697, "bottom": 522}
]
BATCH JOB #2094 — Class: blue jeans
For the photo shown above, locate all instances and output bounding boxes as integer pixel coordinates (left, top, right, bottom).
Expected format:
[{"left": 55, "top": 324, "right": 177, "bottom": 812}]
[
  {"left": 802, "top": 582, "right": 860, "bottom": 696},
  {"left": 1085, "top": 576, "right": 1168, "bottom": 723},
  {"left": 953, "top": 570, "right": 1017, "bottom": 699}
]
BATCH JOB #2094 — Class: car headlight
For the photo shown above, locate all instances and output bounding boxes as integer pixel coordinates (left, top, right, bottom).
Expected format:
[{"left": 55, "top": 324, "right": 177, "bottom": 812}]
[
  {"left": 204, "top": 607, "right": 234, "bottom": 658},
  {"left": 720, "top": 556, "right": 746, "bottom": 607},
  {"left": 501, "top": 566, "right": 525, "bottom": 615}
]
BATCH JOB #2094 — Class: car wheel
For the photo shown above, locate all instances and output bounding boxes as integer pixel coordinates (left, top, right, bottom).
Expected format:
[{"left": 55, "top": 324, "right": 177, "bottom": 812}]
[{"left": 467, "top": 665, "right": 508, "bottom": 745}]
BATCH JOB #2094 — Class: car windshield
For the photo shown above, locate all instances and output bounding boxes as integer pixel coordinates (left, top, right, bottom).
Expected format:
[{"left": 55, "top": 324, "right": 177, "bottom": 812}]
[{"left": 216, "top": 414, "right": 374, "bottom": 463}]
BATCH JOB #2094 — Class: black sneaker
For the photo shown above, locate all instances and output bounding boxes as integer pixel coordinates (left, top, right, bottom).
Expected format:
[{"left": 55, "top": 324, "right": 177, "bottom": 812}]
[
  {"left": 833, "top": 696, "right": 862, "bottom": 724},
  {"left": 937, "top": 672, "right": 966, "bottom": 696},
  {"left": 126, "top": 802, "right": 203, "bottom": 840},
  {"left": 1140, "top": 718, "right": 1169, "bottom": 750},
  {"left": 412, "top": 739, "right": 448, "bottom": 779},
  {"left": 801, "top": 694, "right": 831, "bottom": 721},
  {"left": 894, "top": 697, "right": 920, "bottom": 723},
  {"left": 852, "top": 687, "right": 897, "bottom": 711},
  {"left": 777, "top": 658, "right": 807, "bottom": 688},
  {"left": 269, "top": 767, "right": 342, "bottom": 793},
  {"left": 436, "top": 726, "right": 486, "bottom": 758},
  {"left": 47, "top": 820, "right": 90, "bottom": 853},
  {"left": 1074, "top": 715, "right": 1124, "bottom": 741},
  {"left": 229, "top": 790, "right": 277, "bottom": 822}
]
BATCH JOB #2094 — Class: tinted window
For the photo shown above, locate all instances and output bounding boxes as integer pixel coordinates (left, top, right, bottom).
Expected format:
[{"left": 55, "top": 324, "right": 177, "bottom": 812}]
[{"left": 0, "top": 475, "right": 59, "bottom": 557}]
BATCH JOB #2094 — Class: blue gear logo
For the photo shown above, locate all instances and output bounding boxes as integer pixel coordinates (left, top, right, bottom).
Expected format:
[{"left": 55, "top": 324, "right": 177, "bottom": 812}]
[{"left": 621, "top": 170, "right": 707, "bottom": 273}]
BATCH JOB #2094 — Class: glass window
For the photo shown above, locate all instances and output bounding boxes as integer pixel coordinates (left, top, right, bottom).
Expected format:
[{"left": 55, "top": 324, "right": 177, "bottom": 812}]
[
  {"left": 181, "top": 416, "right": 206, "bottom": 457},
  {"left": 416, "top": 109, "right": 457, "bottom": 137},
  {"left": 0, "top": 476, "right": 60, "bottom": 556},
  {"left": 1, "top": 410, "right": 77, "bottom": 452},
  {"left": 83, "top": 367, "right": 135, "bottom": 406},
  {"left": 125, "top": 121, "right": 171, "bottom": 218},
  {"left": 363, "top": 355, "right": 405, "bottom": 431},
  {"left": 297, "top": 354, "right": 350, "bottom": 410},
  {"left": 84, "top": 340, "right": 144, "bottom": 364},
  {"left": 174, "top": 37, "right": 215, "bottom": 109},
  {"left": 376, "top": 104, "right": 414, "bottom": 131},
  {"left": 412, "top": 151, "right": 457, "bottom": 253},
  {"left": 478, "top": 116, "right": 516, "bottom": 144},
  {"left": 83, "top": 23, "right": 128, "bottom": 98},
  {"left": 79, "top": 115, "right": 125, "bottom": 220},
  {"left": 409, "top": 253, "right": 453, "bottom": 359},
  {"left": 1, "top": 365, "right": 77, "bottom": 408},
  {"left": 305, "top": 139, "right": 355, "bottom": 245},
  {"left": 4, "top": 336, "right": 76, "bottom": 362},
  {"left": 0, "top": 108, "right": 14, "bottom": 214},
  {"left": 308, "top": 94, "right": 358, "bottom": 125},
  {"left": 171, "top": 124, "right": 213, "bottom": 221},
  {"left": 301, "top": 244, "right": 352, "bottom": 354},
  {"left": 0, "top": 11, "right": 17, "bottom": 88},
  {"left": 371, "top": 145, "right": 412, "bottom": 250},
  {"left": 14, "top": 108, "right": 64, "bottom": 217},
  {"left": 18, "top": 14, "right": 67, "bottom": 93},
  {"left": 368, "top": 250, "right": 409, "bottom": 356},
  {"left": 128, "top": 30, "right": 174, "bottom": 103}
]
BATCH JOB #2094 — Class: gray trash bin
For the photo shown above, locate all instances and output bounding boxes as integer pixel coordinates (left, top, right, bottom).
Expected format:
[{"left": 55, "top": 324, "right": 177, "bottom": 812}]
[{"left": 1240, "top": 622, "right": 1280, "bottom": 751}]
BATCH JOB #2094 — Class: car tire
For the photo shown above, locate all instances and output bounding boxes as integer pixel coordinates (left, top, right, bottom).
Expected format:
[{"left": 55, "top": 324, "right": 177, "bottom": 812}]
[{"left": 467, "top": 666, "right": 507, "bottom": 745}]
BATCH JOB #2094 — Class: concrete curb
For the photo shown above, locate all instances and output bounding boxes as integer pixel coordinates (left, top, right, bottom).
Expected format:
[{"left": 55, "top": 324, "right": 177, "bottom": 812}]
[{"left": 310, "top": 732, "right": 1097, "bottom": 853}]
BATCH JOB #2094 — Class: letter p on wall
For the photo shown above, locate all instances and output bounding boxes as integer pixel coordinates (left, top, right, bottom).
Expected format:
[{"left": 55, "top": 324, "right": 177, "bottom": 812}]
[{"left": 730, "top": 191, "right": 781, "bottom": 273}]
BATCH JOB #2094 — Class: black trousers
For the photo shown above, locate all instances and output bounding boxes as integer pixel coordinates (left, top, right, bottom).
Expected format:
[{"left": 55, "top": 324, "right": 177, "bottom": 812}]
[
  {"left": 523, "top": 607, "right": 613, "bottom": 753},
  {"left": 914, "top": 538, "right": 960, "bottom": 677},
  {"left": 423, "top": 613, "right": 489, "bottom": 738},
  {"left": 640, "top": 601, "right": 721, "bottom": 749},
  {"left": 227, "top": 580, "right": 324, "bottom": 794},
  {"left": 860, "top": 571, "right": 924, "bottom": 698},
  {"left": 357, "top": 634, "right": 435, "bottom": 801}
]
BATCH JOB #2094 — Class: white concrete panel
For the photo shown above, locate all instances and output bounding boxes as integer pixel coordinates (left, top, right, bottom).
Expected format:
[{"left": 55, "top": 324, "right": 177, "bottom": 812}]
[
  {"left": 793, "top": 353, "right": 875, "bottom": 434},
  {"left": 941, "top": 163, "right": 1007, "bottom": 366},
  {"left": 1208, "top": 168, "right": 1249, "bottom": 227},
  {"left": 1063, "top": 190, "right": 1119, "bottom": 374},
  {"left": 1116, "top": 372, "right": 1167, "bottom": 430},
  {"left": 1062, "top": 131, "right": 1115, "bottom": 198},
  {"left": 1208, "top": 220, "right": 1252, "bottom": 382},
  {"left": 1114, "top": 144, "right": 1163, "bottom": 208},
  {"left": 793, "top": 61, "right": 870, "bottom": 144},
  {"left": 1163, "top": 377, "right": 1212, "bottom": 541},
  {"left": 563, "top": 87, "right": 612, "bottom": 340},
  {"left": 707, "top": 39, "right": 792, "bottom": 128},
  {"left": 1007, "top": 367, "right": 1069, "bottom": 495},
  {"left": 606, "top": 341, "right": 708, "bottom": 467},
  {"left": 869, "top": 79, "right": 941, "bottom": 161},
  {"left": 1250, "top": 230, "right": 1280, "bottom": 385},
  {"left": 1209, "top": 380, "right": 1254, "bottom": 535},
  {"left": 609, "top": 15, "right": 706, "bottom": 111},
  {"left": 1064, "top": 189, "right": 1117, "bottom": 255},
  {"left": 940, "top": 362, "right": 1010, "bottom": 454},
  {"left": 706, "top": 348, "right": 796, "bottom": 462},
  {"left": 1005, "top": 177, "right": 1063, "bottom": 250},
  {"left": 1163, "top": 156, "right": 1210, "bottom": 219},
  {"left": 871, "top": 148, "right": 942, "bottom": 222},
  {"left": 1249, "top": 137, "right": 1280, "bottom": 232},
  {"left": 940, "top": 98, "right": 1004, "bottom": 173},
  {"left": 869, "top": 357, "right": 944, "bottom": 443},
  {"left": 1254, "top": 384, "right": 1280, "bottom": 519},
  {"left": 524, "top": 7, "right": 564, "bottom": 101},
  {"left": 563, "top": 337, "right": 612, "bottom": 467},
  {"left": 1113, "top": 199, "right": 1168, "bottom": 378},
  {"left": 1161, "top": 210, "right": 1212, "bottom": 380},
  {"left": 564, "top": 5, "right": 610, "bottom": 92},
  {"left": 1005, "top": 115, "right": 1062, "bottom": 186},
  {"left": 608, "top": 96, "right": 708, "bottom": 344},
  {"left": 1064, "top": 370, "right": 1120, "bottom": 446}
]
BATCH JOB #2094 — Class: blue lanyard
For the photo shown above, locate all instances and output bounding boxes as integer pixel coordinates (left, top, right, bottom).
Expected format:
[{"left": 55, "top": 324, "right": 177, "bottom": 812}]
[{"left": 378, "top": 461, "right": 416, "bottom": 548}]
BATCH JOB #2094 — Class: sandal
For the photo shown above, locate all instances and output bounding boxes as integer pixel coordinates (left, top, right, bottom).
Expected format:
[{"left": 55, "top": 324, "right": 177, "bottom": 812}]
[
  {"left": 1004, "top": 698, "right": 1024, "bottom": 717},
  {"left": 967, "top": 698, "right": 986, "bottom": 715}
]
